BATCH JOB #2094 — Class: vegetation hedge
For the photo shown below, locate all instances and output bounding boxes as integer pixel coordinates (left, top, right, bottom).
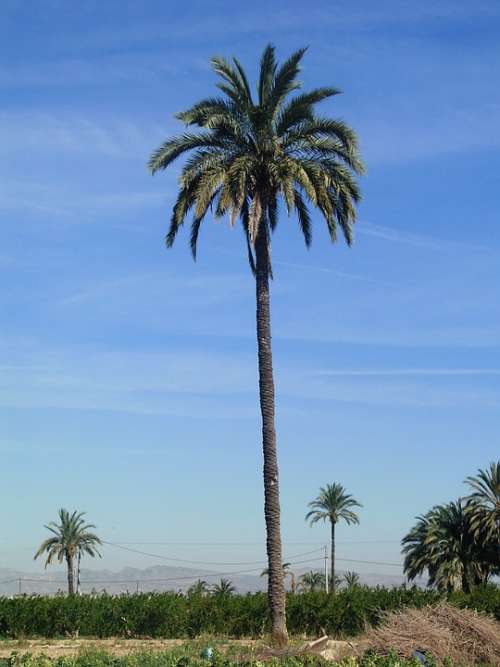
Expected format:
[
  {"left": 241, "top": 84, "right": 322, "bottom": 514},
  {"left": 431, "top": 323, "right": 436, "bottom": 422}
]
[{"left": 0, "top": 586, "right": 497, "bottom": 639}]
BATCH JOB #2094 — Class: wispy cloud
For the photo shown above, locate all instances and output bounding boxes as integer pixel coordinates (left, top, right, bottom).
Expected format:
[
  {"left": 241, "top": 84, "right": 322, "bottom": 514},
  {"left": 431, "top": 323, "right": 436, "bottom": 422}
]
[
  {"left": 0, "top": 53, "right": 181, "bottom": 89},
  {"left": 55, "top": 270, "right": 251, "bottom": 309},
  {"left": 0, "top": 179, "right": 170, "bottom": 225},
  {"left": 359, "top": 222, "right": 495, "bottom": 255},
  {"left": 274, "top": 260, "right": 377, "bottom": 283},
  {"left": 1, "top": 338, "right": 499, "bottom": 416},
  {"left": 314, "top": 368, "right": 500, "bottom": 377},
  {"left": 64, "top": 2, "right": 500, "bottom": 53},
  {"left": 0, "top": 112, "right": 168, "bottom": 159}
]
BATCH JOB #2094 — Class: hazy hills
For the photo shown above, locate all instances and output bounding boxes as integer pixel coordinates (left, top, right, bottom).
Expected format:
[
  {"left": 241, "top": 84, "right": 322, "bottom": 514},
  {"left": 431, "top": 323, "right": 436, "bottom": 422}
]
[{"left": 0, "top": 565, "right": 417, "bottom": 595}]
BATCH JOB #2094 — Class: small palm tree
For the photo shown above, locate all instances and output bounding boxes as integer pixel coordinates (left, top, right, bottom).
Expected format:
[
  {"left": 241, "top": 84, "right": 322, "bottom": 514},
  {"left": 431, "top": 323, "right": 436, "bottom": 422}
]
[
  {"left": 464, "top": 461, "right": 500, "bottom": 545},
  {"left": 34, "top": 509, "right": 101, "bottom": 595},
  {"left": 261, "top": 562, "right": 296, "bottom": 593},
  {"left": 299, "top": 570, "right": 325, "bottom": 592},
  {"left": 343, "top": 570, "right": 360, "bottom": 588},
  {"left": 211, "top": 578, "right": 236, "bottom": 595},
  {"left": 306, "top": 483, "right": 362, "bottom": 594},
  {"left": 149, "top": 45, "right": 363, "bottom": 645},
  {"left": 187, "top": 579, "right": 210, "bottom": 596}
]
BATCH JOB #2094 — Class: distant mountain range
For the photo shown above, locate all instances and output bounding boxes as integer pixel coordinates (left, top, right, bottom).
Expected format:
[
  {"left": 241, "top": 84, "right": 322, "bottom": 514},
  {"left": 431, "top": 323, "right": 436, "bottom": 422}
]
[{"left": 0, "top": 565, "right": 423, "bottom": 595}]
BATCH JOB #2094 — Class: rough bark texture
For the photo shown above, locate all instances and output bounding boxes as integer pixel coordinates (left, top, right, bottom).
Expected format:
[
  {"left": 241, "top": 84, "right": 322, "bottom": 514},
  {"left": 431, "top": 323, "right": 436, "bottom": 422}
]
[
  {"left": 330, "top": 522, "right": 336, "bottom": 594},
  {"left": 66, "top": 553, "right": 75, "bottom": 595},
  {"left": 255, "top": 230, "right": 288, "bottom": 646}
]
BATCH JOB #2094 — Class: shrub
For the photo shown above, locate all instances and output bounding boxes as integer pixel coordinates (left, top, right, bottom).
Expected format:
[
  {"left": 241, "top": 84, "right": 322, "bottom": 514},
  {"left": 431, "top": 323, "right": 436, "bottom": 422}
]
[{"left": 0, "top": 586, "right": 497, "bottom": 639}]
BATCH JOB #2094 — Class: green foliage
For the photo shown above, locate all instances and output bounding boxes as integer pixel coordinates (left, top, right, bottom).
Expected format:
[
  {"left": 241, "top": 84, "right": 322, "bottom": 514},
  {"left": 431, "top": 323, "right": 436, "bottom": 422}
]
[
  {"left": 149, "top": 44, "right": 364, "bottom": 269},
  {"left": 34, "top": 510, "right": 101, "bottom": 568},
  {"left": 0, "top": 650, "right": 495, "bottom": 667},
  {"left": 464, "top": 461, "right": 500, "bottom": 547},
  {"left": 0, "top": 586, "right": 497, "bottom": 639},
  {"left": 402, "top": 462, "right": 500, "bottom": 593},
  {"left": 305, "top": 484, "right": 362, "bottom": 527}
]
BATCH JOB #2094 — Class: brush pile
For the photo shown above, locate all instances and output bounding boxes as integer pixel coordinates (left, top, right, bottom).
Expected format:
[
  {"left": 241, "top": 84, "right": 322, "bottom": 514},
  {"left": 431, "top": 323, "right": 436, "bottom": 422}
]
[{"left": 357, "top": 602, "right": 500, "bottom": 665}]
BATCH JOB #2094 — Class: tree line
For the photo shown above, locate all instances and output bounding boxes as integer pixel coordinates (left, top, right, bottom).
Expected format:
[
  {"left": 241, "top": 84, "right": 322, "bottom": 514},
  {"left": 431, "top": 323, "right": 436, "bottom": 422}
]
[{"left": 33, "top": 462, "right": 498, "bottom": 600}]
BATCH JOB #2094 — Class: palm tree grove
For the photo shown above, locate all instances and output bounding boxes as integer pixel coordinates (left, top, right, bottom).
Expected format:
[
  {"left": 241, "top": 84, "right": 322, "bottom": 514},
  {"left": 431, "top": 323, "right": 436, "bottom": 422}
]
[{"left": 4, "top": 4, "right": 500, "bottom": 666}]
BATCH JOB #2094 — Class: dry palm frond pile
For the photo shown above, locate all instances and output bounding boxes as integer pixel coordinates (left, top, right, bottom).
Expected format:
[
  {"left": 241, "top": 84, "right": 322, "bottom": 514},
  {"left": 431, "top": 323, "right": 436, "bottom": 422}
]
[{"left": 357, "top": 602, "right": 500, "bottom": 665}]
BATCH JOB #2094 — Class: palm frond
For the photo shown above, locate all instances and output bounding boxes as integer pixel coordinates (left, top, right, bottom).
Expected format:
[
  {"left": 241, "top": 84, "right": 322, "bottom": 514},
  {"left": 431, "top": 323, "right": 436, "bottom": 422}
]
[
  {"left": 258, "top": 44, "right": 277, "bottom": 107},
  {"left": 293, "top": 189, "right": 312, "bottom": 246},
  {"left": 268, "top": 47, "right": 307, "bottom": 114}
]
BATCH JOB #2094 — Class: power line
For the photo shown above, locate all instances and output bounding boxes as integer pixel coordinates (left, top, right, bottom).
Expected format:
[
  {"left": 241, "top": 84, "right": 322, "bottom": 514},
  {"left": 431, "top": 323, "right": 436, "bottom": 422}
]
[
  {"left": 335, "top": 557, "right": 403, "bottom": 567},
  {"left": 101, "top": 539, "right": 400, "bottom": 545},
  {"left": 102, "top": 540, "right": 324, "bottom": 566}
]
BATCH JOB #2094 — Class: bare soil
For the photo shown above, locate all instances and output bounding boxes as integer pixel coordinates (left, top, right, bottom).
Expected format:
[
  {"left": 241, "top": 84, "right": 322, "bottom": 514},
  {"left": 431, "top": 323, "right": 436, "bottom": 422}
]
[{"left": 0, "top": 638, "right": 353, "bottom": 661}]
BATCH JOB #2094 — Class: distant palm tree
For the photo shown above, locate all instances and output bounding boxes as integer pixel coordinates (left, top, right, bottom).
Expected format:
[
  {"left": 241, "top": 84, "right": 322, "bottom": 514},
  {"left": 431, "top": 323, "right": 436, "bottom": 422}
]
[
  {"left": 149, "top": 44, "right": 364, "bottom": 645},
  {"left": 211, "top": 578, "right": 236, "bottom": 595},
  {"left": 402, "top": 499, "right": 494, "bottom": 593},
  {"left": 187, "top": 579, "right": 210, "bottom": 596},
  {"left": 261, "top": 562, "right": 296, "bottom": 593},
  {"left": 306, "top": 483, "right": 362, "bottom": 593},
  {"left": 34, "top": 509, "right": 101, "bottom": 595},
  {"left": 299, "top": 570, "right": 325, "bottom": 592},
  {"left": 343, "top": 570, "right": 360, "bottom": 588},
  {"left": 464, "top": 461, "right": 500, "bottom": 545}
]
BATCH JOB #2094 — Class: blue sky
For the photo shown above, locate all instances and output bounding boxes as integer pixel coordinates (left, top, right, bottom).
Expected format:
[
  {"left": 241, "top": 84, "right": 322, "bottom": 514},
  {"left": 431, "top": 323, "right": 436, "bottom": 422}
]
[{"left": 1, "top": 0, "right": 499, "bottom": 579}]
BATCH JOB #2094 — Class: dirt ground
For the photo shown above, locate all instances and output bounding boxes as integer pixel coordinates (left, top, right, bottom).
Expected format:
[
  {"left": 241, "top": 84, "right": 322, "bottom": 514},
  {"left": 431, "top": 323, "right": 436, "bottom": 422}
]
[
  {"left": 0, "top": 639, "right": 200, "bottom": 658},
  {"left": 0, "top": 638, "right": 352, "bottom": 660}
]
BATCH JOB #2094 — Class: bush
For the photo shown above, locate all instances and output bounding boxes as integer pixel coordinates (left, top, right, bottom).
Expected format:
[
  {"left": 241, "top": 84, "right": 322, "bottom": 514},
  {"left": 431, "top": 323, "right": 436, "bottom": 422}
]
[{"left": 0, "top": 586, "right": 497, "bottom": 639}]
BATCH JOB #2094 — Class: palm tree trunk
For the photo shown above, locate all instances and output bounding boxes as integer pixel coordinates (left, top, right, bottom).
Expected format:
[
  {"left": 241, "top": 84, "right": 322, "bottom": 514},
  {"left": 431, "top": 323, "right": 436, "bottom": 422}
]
[
  {"left": 66, "top": 553, "right": 75, "bottom": 595},
  {"left": 255, "top": 229, "right": 288, "bottom": 647},
  {"left": 330, "top": 522, "right": 336, "bottom": 594}
]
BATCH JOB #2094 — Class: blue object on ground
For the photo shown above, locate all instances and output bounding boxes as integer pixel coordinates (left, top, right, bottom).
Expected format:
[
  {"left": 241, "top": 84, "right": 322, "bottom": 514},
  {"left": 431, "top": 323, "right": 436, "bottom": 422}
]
[
  {"left": 413, "top": 650, "right": 427, "bottom": 665},
  {"left": 201, "top": 647, "right": 214, "bottom": 661}
]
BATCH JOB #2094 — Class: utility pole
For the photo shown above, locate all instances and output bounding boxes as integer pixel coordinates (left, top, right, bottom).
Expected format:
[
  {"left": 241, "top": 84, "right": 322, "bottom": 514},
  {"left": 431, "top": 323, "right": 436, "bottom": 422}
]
[
  {"left": 76, "top": 550, "right": 81, "bottom": 595},
  {"left": 18, "top": 578, "right": 22, "bottom": 596},
  {"left": 136, "top": 580, "right": 139, "bottom": 594},
  {"left": 324, "top": 545, "right": 329, "bottom": 594}
]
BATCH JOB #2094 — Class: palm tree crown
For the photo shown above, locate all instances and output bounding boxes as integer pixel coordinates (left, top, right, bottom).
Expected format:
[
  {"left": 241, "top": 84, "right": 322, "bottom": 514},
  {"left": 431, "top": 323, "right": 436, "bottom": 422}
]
[
  {"left": 34, "top": 509, "right": 101, "bottom": 595},
  {"left": 343, "top": 570, "right": 360, "bottom": 588},
  {"left": 299, "top": 570, "right": 325, "bottom": 592},
  {"left": 211, "top": 578, "right": 236, "bottom": 595},
  {"left": 306, "top": 483, "right": 362, "bottom": 526},
  {"left": 187, "top": 579, "right": 210, "bottom": 596},
  {"left": 464, "top": 461, "right": 500, "bottom": 544},
  {"left": 149, "top": 44, "right": 364, "bottom": 268}
]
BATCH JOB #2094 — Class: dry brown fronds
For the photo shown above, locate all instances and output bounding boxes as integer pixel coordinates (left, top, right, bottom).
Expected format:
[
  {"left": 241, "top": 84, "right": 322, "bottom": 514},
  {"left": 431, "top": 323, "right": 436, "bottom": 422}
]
[{"left": 357, "top": 602, "right": 500, "bottom": 665}]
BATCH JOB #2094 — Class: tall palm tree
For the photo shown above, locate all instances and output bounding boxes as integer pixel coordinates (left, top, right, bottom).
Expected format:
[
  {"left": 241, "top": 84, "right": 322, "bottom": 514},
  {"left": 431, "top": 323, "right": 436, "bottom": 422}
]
[
  {"left": 464, "top": 461, "right": 500, "bottom": 545},
  {"left": 306, "top": 483, "right": 362, "bottom": 594},
  {"left": 402, "top": 500, "right": 494, "bottom": 592},
  {"left": 149, "top": 45, "right": 363, "bottom": 645},
  {"left": 34, "top": 509, "right": 101, "bottom": 595}
]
